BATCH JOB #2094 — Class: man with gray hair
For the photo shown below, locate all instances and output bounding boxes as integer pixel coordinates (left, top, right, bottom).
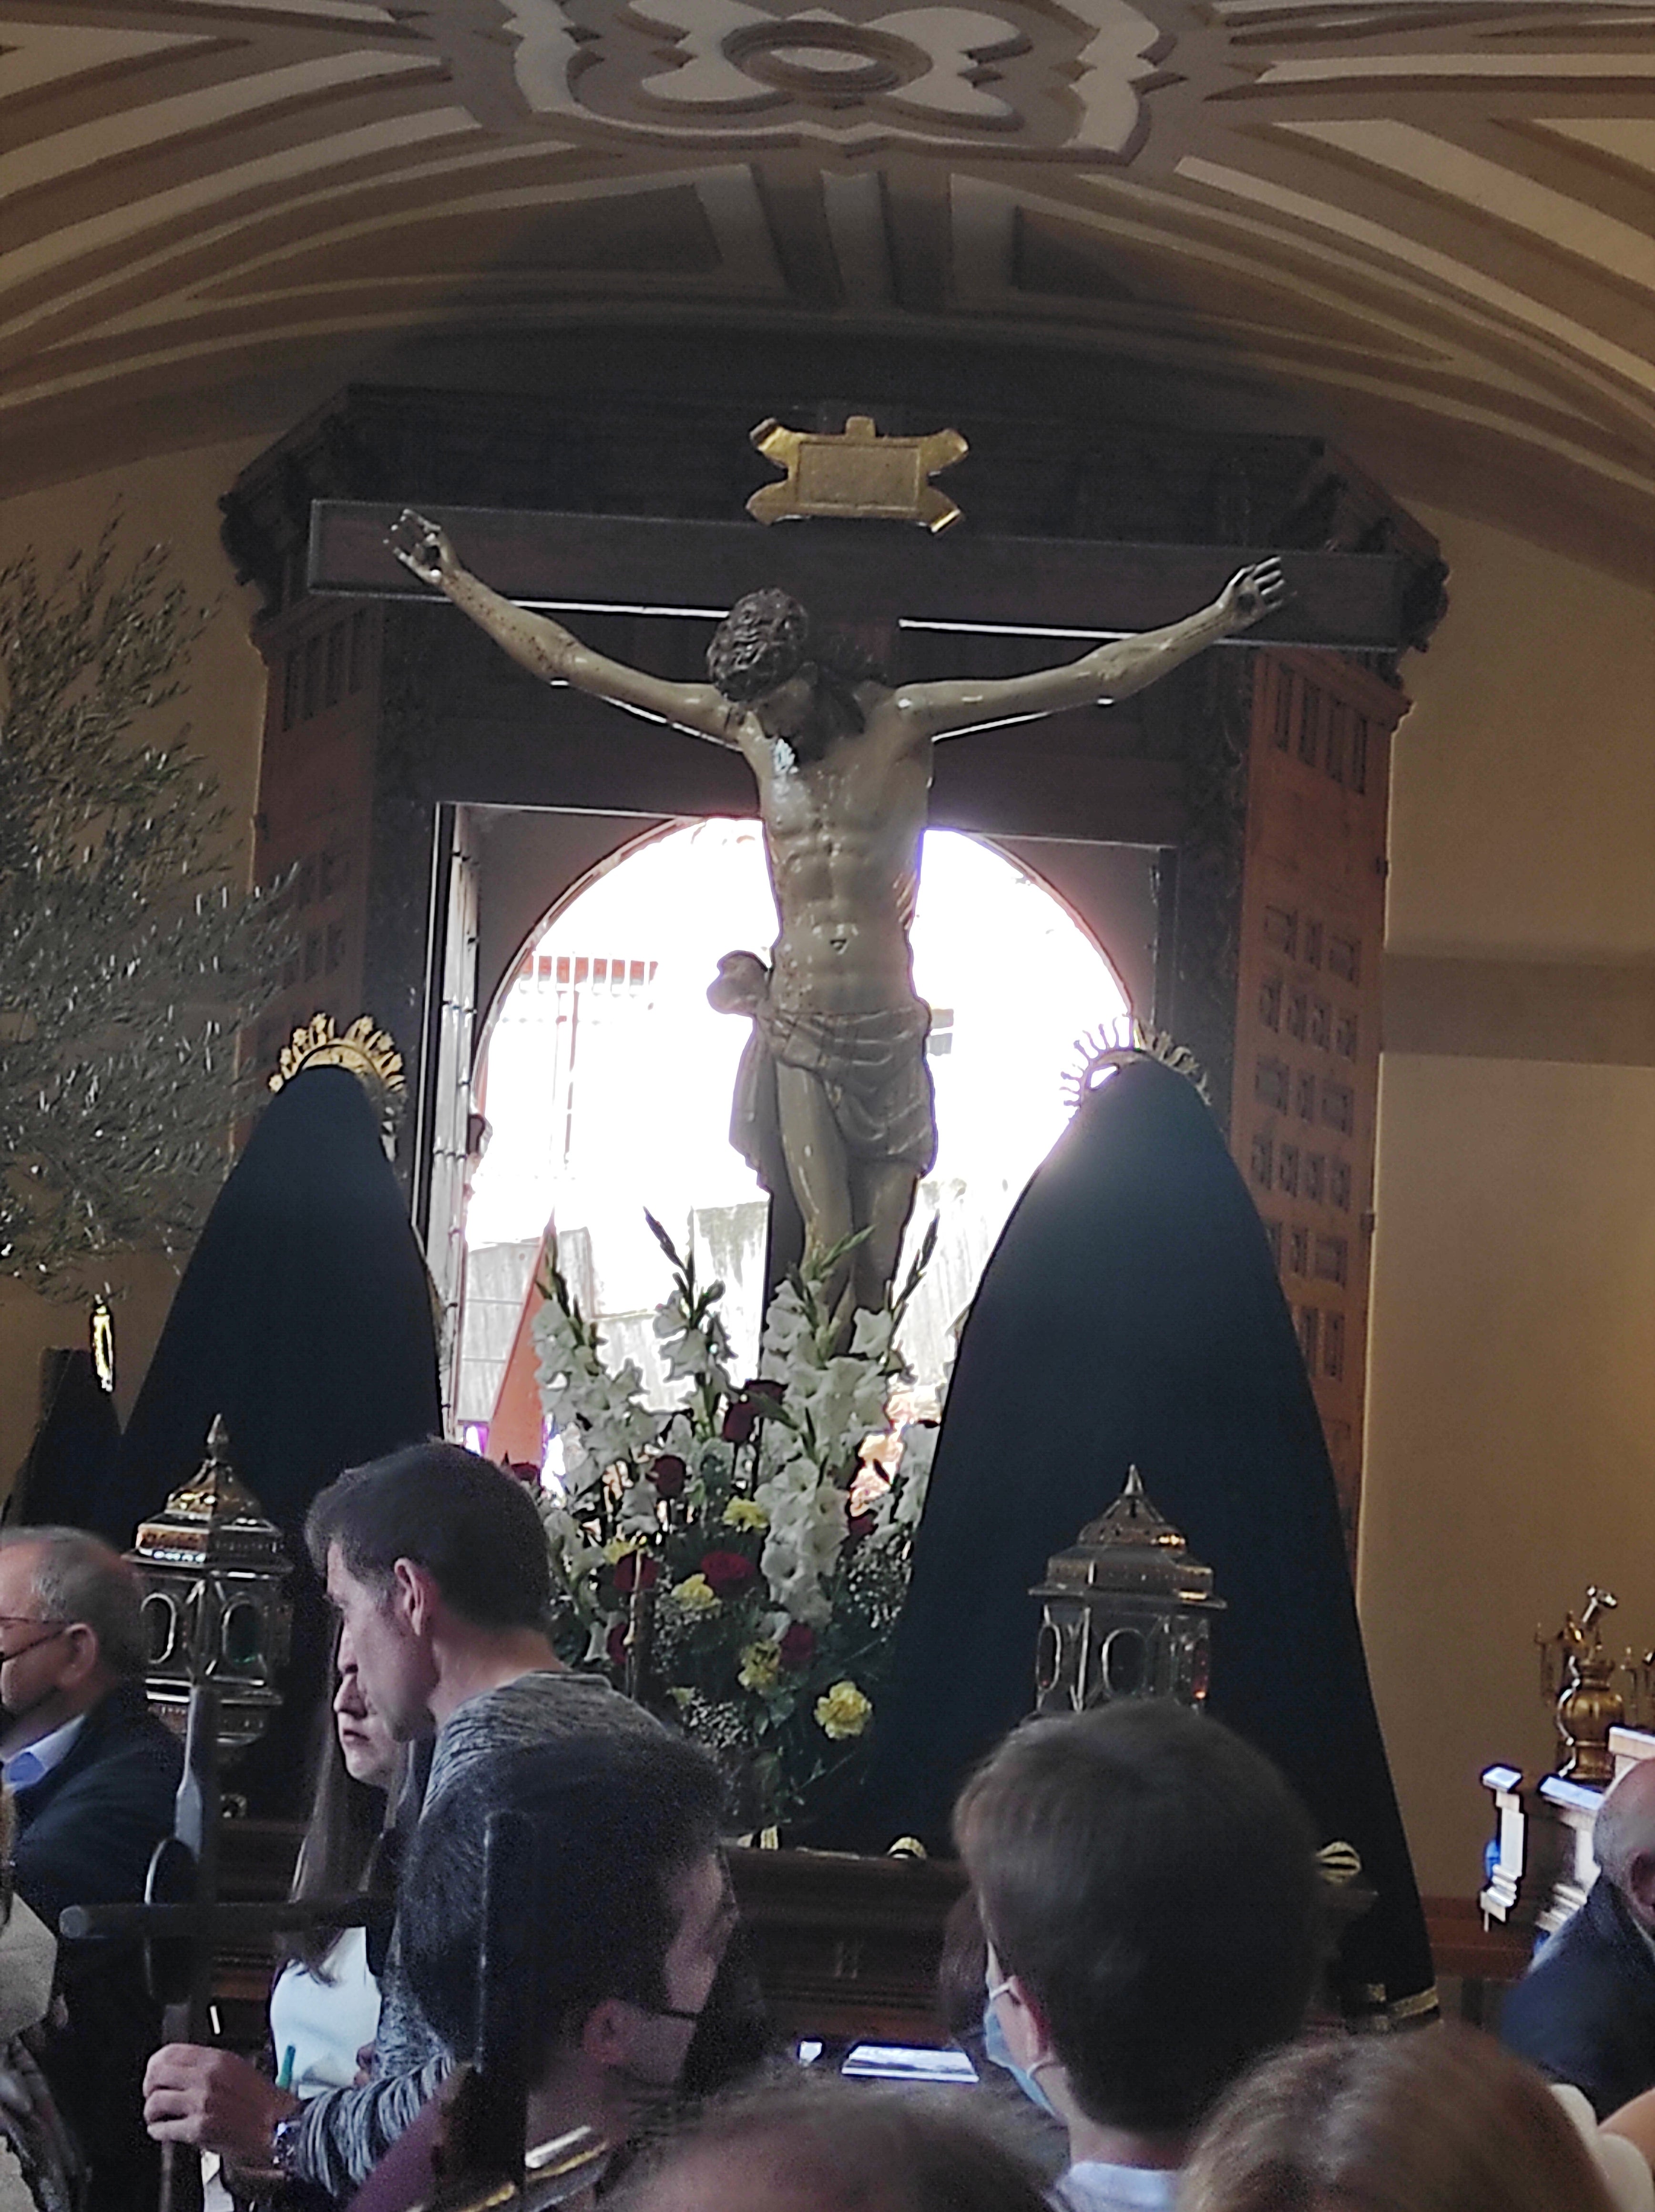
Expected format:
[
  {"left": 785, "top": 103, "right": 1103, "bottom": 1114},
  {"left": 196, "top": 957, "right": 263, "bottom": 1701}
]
[
  {"left": 1502, "top": 1759, "right": 1655, "bottom": 2118},
  {"left": 0, "top": 1526, "right": 182, "bottom": 2210}
]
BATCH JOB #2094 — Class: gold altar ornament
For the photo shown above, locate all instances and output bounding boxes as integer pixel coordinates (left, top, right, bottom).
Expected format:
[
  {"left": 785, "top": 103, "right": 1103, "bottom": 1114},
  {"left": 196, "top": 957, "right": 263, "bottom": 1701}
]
[
  {"left": 746, "top": 415, "right": 968, "bottom": 533},
  {"left": 129, "top": 1415, "right": 292, "bottom": 1754},
  {"left": 1538, "top": 1586, "right": 1624, "bottom": 1786},
  {"left": 1031, "top": 1464, "right": 1224, "bottom": 1716}
]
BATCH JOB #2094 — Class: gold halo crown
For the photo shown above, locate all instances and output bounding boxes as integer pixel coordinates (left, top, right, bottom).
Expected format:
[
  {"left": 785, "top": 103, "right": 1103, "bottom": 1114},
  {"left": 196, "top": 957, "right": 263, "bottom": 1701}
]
[
  {"left": 268, "top": 1012, "right": 406, "bottom": 1137},
  {"left": 1062, "top": 1018, "right": 1210, "bottom": 1110}
]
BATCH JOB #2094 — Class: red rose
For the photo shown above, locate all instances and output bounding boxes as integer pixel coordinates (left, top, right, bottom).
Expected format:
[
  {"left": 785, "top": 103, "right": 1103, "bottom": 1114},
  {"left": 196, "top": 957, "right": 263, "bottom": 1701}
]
[
  {"left": 723, "top": 1379, "right": 787, "bottom": 1442},
  {"left": 613, "top": 1552, "right": 659, "bottom": 1596},
  {"left": 721, "top": 1398, "right": 759, "bottom": 1444},
  {"left": 778, "top": 1622, "right": 816, "bottom": 1670},
  {"left": 845, "top": 1511, "right": 876, "bottom": 1549},
  {"left": 699, "top": 1549, "right": 757, "bottom": 1597},
  {"left": 652, "top": 1454, "right": 688, "bottom": 1499},
  {"left": 606, "top": 1622, "right": 630, "bottom": 1671}
]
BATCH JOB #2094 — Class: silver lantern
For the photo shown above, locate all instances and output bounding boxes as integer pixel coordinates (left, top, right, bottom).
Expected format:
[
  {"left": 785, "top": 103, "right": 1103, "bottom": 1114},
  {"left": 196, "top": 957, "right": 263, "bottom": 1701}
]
[
  {"left": 128, "top": 1415, "right": 292, "bottom": 1755},
  {"left": 1031, "top": 1465, "right": 1224, "bottom": 1716}
]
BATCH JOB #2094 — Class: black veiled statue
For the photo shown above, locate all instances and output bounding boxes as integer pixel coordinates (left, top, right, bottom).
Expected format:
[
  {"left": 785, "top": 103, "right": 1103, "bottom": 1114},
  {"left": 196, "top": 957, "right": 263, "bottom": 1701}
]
[
  {"left": 850, "top": 1051, "right": 1434, "bottom": 2022},
  {"left": 8, "top": 1351, "right": 121, "bottom": 1531},
  {"left": 99, "top": 1065, "right": 442, "bottom": 1813}
]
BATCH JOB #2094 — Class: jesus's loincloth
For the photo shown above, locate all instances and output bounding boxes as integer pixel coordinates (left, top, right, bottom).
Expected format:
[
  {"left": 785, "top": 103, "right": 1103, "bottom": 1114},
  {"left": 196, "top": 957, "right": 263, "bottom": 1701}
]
[{"left": 726, "top": 977, "right": 938, "bottom": 1182}]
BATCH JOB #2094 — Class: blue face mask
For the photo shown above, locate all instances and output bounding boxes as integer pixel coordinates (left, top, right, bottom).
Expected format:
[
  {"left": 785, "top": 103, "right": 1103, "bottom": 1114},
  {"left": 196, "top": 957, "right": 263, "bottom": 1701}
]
[{"left": 982, "top": 1982, "right": 1061, "bottom": 2119}]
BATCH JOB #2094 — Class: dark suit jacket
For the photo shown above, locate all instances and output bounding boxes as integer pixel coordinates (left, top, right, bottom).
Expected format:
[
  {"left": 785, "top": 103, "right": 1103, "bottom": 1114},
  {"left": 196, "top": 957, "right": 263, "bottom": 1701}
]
[
  {"left": 1500, "top": 1874, "right": 1655, "bottom": 2118},
  {"left": 13, "top": 1679, "right": 182, "bottom": 2212}
]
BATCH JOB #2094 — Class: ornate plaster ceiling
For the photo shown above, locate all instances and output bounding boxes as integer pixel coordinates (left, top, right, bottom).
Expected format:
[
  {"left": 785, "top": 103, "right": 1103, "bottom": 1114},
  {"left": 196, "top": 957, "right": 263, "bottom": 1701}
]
[{"left": 4, "top": 0, "right": 1655, "bottom": 568}]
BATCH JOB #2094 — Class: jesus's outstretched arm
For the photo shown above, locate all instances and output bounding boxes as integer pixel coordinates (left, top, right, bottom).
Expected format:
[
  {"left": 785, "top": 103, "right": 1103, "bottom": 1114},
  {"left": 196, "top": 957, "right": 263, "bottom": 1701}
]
[
  {"left": 902, "top": 558, "right": 1288, "bottom": 741},
  {"left": 387, "top": 510, "right": 740, "bottom": 745}
]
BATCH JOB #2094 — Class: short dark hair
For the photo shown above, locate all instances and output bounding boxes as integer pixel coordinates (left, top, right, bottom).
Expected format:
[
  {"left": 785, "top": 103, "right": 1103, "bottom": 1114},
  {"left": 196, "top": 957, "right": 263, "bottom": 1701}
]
[
  {"left": 706, "top": 592, "right": 885, "bottom": 731},
  {"left": 707, "top": 590, "right": 811, "bottom": 702},
  {"left": 305, "top": 1442, "right": 550, "bottom": 1631},
  {"left": 614, "top": 2076, "right": 1052, "bottom": 2212},
  {"left": 400, "top": 1731, "right": 726, "bottom": 2067},
  {"left": 955, "top": 1701, "right": 1321, "bottom": 2135}
]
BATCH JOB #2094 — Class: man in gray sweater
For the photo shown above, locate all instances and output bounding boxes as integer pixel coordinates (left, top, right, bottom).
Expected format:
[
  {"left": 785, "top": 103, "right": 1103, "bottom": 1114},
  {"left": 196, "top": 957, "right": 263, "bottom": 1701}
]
[{"left": 144, "top": 1441, "right": 662, "bottom": 2198}]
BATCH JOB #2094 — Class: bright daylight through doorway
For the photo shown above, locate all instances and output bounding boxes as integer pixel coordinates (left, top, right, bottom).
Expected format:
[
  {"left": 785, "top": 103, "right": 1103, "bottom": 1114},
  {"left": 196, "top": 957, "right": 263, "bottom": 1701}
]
[{"left": 456, "top": 819, "right": 1130, "bottom": 1441}]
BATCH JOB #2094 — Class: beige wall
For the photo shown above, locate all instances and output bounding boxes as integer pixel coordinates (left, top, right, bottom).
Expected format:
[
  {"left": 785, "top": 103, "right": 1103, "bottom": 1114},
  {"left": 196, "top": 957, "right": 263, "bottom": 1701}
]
[
  {"left": 1361, "top": 509, "right": 1655, "bottom": 1898},
  {"left": 0, "top": 439, "right": 267, "bottom": 1497}
]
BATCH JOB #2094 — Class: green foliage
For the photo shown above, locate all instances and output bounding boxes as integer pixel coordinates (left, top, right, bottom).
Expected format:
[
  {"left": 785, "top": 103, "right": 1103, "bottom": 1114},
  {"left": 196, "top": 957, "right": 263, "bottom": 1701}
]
[{"left": 0, "top": 518, "right": 289, "bottom": 1290}]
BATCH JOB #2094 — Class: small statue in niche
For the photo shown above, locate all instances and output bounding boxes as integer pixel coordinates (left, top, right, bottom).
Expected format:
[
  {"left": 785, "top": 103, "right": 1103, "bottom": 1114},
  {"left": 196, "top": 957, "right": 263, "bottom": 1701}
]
[{"left": 388, "top": 510, "right": 1286, "bottom": 1326}]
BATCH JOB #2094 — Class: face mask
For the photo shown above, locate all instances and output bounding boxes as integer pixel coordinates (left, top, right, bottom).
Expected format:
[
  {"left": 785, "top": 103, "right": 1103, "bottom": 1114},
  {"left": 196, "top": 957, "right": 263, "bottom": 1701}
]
[
  {"left": 982, "top": 1983, "right": 1061, "bottom": 2120},
  {"left": 608, "top": 1999, "right": 703, "bottom": 2118},
  {"left": 0, "top": 1900, "right": 56, "bottom": 2039}
]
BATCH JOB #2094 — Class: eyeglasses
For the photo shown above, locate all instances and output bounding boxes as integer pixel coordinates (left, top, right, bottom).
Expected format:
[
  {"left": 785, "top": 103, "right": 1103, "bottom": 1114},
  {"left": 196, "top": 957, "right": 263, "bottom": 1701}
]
[{"left": 0, "top": 1620, "right": 70, "bottom": 1663}]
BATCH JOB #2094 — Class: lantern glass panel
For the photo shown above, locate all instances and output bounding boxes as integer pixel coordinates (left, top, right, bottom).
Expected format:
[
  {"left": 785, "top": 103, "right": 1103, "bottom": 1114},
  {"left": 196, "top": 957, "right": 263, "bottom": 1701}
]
[
  {"left": 1102, "top": 1627, "right": 1147, "bottom": 1697},
  {"left": 221, "top": 1599, "right": 262, "bottom": 1669},
  {"left": 1035, "top": 1620, "right": 1062, "bottom": 1698},
  {"left": 143, "top": 1593, "right": 177, "bottom": 1667}
]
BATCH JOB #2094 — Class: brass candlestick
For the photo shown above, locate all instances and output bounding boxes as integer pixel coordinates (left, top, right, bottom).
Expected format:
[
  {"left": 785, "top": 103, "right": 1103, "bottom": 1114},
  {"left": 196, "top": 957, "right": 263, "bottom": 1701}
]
[{"left": 1541, "top": 1587, "right": 1623, "bottom": 1785}]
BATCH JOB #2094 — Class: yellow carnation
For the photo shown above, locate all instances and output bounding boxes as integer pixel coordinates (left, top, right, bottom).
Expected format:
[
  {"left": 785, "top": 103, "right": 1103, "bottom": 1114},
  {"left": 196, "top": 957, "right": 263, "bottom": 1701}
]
[
  {"left": 603, "top": 1537, "right": 641, "bottom": 1565},
  {"left": 669, "top": 1573, "right": 720, "bottom": 1614},
  {"left": 738, "top": 1640, "right": 781, "bottom": 1693},
  {"left": 722, "top": 1498, "right": 770, "bottom": 1533},
  {"left": 815, "top": 1679, "right": 872, "bottom": 1741}
]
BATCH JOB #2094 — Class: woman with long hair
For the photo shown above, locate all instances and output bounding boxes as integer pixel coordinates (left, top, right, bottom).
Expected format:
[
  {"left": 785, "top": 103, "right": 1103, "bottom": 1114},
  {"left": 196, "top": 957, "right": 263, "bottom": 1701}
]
[
  {"left": 1179, "top": 2024, "right": 1644, "bottom": 2212},
  {"left": 269, "top": 1663, "right": 405, "bottom": 2099}
]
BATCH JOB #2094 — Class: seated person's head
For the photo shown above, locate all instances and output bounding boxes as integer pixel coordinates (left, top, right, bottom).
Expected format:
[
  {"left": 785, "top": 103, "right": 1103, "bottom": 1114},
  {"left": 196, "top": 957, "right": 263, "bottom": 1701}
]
[
  {"left": 0, "top": 1527, "right": 148, "bottom": 1740},
  {"left": 1179, "top": 2022, "right": 1618, "bottom": 2212},
  {"left": 398, "top": 1731, "right": 735, "bottom": 2151},
  {"left": 954, "top": 1700, "right": 1320, "bottom": 2155},
  {"left": 1592, "top": 1760, "right": 1655, "bottom": 1929},
  {"left": 614, "top": 2076, "right": 1052, "bottom": 2212},
  {"left": 305, "top": 1442, "right": 551, "bottom": 1737}
]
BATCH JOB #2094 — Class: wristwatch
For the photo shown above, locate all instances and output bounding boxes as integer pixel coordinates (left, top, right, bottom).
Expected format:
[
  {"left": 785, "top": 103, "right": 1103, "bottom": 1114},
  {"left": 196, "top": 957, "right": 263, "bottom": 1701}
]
[{"left": 269, "top": 2107, "right": 307, "bottom": 2181}]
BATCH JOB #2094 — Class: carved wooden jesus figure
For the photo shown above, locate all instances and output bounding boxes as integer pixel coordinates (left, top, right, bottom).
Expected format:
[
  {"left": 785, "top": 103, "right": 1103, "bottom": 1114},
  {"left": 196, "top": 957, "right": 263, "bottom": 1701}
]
[{"left": 388, "top": 511, "right": 1286, "bottom": 1322}]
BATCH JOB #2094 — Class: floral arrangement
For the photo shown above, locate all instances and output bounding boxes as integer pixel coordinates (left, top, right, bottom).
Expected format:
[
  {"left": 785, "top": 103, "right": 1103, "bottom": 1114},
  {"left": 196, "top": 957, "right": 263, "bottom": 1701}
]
[{"left": 532, "top": 1213, "right": 940, "bottom": 1829}]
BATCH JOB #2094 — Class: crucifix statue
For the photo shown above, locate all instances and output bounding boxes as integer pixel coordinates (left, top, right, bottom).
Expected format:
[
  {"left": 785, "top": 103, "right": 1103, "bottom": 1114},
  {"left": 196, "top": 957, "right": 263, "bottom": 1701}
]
[{"left": 388, "top": 510, "right": 1286, "bottom": 1322}]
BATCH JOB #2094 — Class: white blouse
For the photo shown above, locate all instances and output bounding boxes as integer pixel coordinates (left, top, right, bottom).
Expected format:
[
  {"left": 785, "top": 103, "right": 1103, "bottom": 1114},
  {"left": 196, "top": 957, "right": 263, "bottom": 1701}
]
[{"left": 267, "top": 1927, "right": 383, "bottom": 2098}]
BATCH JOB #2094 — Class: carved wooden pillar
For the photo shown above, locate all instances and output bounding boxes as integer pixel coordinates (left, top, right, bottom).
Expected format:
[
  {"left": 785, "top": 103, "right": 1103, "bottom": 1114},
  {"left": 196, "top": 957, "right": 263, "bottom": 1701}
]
[{"left": 1228, "top": 649, "right": 1404, "bottom": 1548}]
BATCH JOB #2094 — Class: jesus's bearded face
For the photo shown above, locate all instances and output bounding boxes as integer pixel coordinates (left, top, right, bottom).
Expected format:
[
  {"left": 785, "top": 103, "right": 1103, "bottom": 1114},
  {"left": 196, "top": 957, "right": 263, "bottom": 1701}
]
[{"left": 751, "top": 672, "right": 836, "bottom": 759}]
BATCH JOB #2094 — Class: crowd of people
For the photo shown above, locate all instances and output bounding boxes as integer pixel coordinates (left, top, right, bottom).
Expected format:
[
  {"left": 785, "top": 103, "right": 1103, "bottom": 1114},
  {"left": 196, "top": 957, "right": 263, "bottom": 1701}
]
[{"left": 3, "top": 1445, "right": 1655, "bottom": 2210}]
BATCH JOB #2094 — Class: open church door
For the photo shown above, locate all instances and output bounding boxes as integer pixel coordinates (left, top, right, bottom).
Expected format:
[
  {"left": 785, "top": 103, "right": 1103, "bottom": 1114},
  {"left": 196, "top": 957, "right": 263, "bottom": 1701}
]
[{"left": 414, "top": 801, "right": 480, "bottom": 1429}]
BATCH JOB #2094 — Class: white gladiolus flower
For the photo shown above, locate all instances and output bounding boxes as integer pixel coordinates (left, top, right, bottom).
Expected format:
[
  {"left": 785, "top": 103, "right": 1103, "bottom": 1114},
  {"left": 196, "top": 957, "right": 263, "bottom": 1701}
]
[
  {"left": 891, "top": 1424, "right": 938, "bottom": 1527},
  {"left": 848, "top": 1307, "right": 896, "bottom": 1362},
  {"left": 664, "top": 1327, "right": 708, "bottom": 1378},
  {"left": 618, "top": 1480, "right": 661, "bottom": 1536}
]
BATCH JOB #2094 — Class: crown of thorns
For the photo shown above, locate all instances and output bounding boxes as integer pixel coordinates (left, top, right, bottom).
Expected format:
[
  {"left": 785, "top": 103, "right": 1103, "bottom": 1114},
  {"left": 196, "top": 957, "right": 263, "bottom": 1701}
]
[{"left": 706, "top": 590, "right": 812, "bottom": 703}]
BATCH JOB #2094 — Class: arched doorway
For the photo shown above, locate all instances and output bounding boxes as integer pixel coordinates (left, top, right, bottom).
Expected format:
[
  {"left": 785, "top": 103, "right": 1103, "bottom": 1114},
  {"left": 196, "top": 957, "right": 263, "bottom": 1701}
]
[{"left": 455, "top": 819, "right": 1131, "bottom": 1443}]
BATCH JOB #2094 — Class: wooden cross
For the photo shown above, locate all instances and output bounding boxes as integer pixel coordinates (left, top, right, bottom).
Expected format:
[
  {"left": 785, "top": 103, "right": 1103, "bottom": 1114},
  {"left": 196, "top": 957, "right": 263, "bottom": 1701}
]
[{"left": 308, "top": 500, "right": 1416, "bottom": 652}]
